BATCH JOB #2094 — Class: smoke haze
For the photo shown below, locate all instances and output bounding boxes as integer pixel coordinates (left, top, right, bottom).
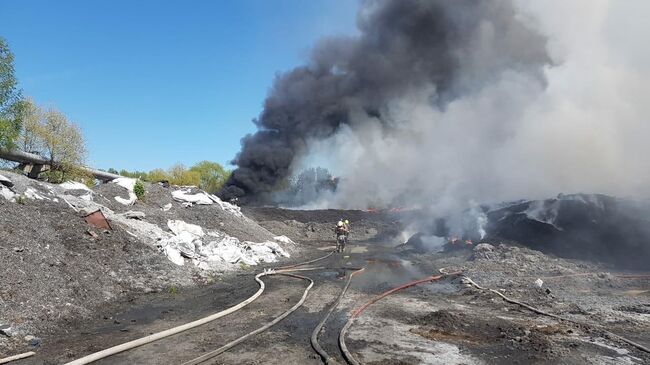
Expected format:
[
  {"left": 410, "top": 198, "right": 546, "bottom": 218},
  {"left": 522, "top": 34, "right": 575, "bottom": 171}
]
[{"left": 224, "top": 0, "right": 650, "bottom": 216}]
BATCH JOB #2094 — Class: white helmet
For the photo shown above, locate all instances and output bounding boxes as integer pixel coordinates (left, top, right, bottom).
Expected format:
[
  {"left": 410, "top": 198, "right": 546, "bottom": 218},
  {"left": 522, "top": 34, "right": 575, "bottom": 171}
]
[{"left": 337, "top": 221, "right": 344, "bottom": 227}]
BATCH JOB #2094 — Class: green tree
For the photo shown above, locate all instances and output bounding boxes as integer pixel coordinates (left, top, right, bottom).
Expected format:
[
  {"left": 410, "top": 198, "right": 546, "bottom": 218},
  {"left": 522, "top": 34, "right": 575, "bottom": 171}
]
[
  {"left": 118, "top": 169, "right": 147, "bottom": 179},
  {"left": 168, "top": 163, "right": 200, "bottom": 186},
  {"left": 16, "top": 98, "right": 43, "bottom": 153},
  {"left": 189, "top": 160, "right": 230, "bottom": 194},
  {"left": 0, "top": 38, "right": 22, "bottom": 149},
  {"left": 37, "top": 108, "right": 87, "bottom": 182},
  {"left": 111, "top": 162, "right": 230, "bottom": 192}
]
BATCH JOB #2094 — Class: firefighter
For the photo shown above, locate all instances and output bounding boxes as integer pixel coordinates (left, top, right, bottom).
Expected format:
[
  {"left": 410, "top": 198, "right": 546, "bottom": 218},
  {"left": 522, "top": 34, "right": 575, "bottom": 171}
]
[
  {"left": 335, "top": 220, "right": 346, "bottom": 236},
  {"left": 335, "top": 220, "right": 348, "bottom": 252}
]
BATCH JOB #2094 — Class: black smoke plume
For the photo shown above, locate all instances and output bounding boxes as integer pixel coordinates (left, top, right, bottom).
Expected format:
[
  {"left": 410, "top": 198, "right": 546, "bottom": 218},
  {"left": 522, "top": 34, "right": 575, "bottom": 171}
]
[{"left": 222, "top": 0, "right": 550, "bottom": 203}]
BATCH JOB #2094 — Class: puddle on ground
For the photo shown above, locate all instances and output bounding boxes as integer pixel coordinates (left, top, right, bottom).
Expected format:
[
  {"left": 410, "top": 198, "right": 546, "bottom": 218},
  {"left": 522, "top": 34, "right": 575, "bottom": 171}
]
[
  {"left": 351, "top": 257, "right": 435, "bottom": 291},
  {"left": 318, "top": 269, "right": 351, "bottom": 281}
]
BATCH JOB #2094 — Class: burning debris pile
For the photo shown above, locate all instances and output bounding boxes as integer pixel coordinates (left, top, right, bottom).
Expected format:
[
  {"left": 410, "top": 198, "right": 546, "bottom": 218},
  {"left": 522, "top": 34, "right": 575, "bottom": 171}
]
[
  {"left": 403, "top": 193, "right": 650, "bottom": 270},
  {"left": 484, "top": 194, "right": 650, "bottom": 270}
]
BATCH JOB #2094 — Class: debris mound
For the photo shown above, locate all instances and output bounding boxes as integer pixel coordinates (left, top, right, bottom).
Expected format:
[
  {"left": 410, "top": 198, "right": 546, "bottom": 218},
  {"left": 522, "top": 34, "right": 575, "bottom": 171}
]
[
  {"left": 0, "top": 171, "right": 296, "bottom": 353},
  {"left": 486, "top": 194, "right": 650, "bottom": 269}
]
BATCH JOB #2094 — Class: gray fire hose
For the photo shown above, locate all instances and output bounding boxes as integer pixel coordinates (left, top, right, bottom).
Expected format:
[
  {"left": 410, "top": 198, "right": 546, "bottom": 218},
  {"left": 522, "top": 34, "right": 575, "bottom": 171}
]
[
  {"left": 181, "top": 272, "right": 314, "bottom": 365},
  {"left": 64, "top": 251, "right": 337, "bottom": 365},
  {"left": 65, "top": 270, "right": 272, "bottom": 365},
  {"left": 0, "top": 351, "right": 35, "bottom": 364},
  {"left": 311, "top": 268, "right": 365, "bottom": 365}
]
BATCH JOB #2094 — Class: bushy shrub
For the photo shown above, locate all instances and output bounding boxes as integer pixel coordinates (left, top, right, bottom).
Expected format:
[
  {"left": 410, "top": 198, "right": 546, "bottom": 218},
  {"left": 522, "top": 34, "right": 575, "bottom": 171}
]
[
  {"left": 44, "top": 164, "right": 92, "bottom": 185},
  {"left": 134, "top": 180, "right": 145, "bottom": 201},
  {"left": 146, "top": 168, "right": 169, "bottom": 183}
]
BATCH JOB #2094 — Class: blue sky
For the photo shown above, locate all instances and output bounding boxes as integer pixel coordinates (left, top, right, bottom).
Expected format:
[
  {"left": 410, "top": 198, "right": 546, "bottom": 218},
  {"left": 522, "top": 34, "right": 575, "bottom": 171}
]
[{"left": 0, "top": 0, "right": 358, "bottom": 171}]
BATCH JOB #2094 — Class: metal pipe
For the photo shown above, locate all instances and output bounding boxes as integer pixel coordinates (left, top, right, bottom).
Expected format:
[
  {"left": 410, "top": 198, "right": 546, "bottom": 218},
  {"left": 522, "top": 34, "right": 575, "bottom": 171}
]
[
  {"left": 0, "top": 148, "right": 121, "bottom": 182},
  {"left": 0, "top": 148, "right": 49, "bottom": 165}
]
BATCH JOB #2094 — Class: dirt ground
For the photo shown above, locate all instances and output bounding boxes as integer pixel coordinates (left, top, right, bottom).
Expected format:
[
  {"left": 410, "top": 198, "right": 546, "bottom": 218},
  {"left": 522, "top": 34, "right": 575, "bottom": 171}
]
[{"left": 7, "top": 223, "right": 650, "bottom": 364}]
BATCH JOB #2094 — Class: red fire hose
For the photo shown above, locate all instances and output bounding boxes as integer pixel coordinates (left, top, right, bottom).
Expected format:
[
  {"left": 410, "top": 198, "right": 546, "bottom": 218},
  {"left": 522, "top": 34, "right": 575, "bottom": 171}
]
[{"left": 339, "top": 272, "right": 462, "bottom": 365}]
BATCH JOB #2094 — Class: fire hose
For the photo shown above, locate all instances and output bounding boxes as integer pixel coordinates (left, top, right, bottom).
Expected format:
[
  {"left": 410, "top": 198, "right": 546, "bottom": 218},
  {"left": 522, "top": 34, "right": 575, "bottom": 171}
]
[
  {"left": 278, "top": 250, "right": 335, "bottom": 270},
  {"left": 181, "top": 272, "right": 314, "bottom": 365},
  {"left": 0, "top": 351, "right": 35, "bottom": 364},
  {"left": 339, "top": 272, "right": 462, "bottom": 365},
  {"left": 64, "top": 251, "right": 337, "bottom": 365},
  {"left": 461, "top": 275, "right": 650, "bottom": 354},
  {"left": 311, "top": 268, "right": 365, "bottom": 365},
  {"left": 64, "top": 270, "right": 272, "bottom": 365},
  {"left": 517, "top": 272, "right": 650, "bottom": 280},
  {"left": 182, "top": 252, "right": 349, "bottom": 364}
]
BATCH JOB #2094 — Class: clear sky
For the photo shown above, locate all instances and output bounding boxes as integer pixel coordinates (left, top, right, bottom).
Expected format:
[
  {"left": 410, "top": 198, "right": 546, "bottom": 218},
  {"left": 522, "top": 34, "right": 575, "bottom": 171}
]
[{"left": 0, "top": 0, "right": 358, "bottom": 171}]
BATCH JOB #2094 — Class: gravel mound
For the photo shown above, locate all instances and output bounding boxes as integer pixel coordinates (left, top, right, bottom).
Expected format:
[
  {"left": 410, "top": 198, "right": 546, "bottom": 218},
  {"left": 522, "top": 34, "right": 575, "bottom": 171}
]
[
  {"left": 0, "top": 187, "right": 196, "bottom": 353},
  {"left": 0, "top": 171, "right": 296, "bottom": 354},
  {"left": 95, "top": 182, "right": 276, "bottom": 243}
]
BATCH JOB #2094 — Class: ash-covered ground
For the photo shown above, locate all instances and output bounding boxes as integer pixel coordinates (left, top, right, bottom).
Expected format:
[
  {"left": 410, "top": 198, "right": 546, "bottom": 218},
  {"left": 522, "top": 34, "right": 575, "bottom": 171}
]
[{"left": 1, "top": 172, "right": 649, "bottom": 364}]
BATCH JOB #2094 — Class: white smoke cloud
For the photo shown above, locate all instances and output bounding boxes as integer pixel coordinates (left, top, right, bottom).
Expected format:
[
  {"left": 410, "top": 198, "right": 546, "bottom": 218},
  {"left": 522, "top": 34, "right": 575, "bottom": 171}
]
[{"left": 294, "top": 0, "right": 650, "bottom": 214}]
